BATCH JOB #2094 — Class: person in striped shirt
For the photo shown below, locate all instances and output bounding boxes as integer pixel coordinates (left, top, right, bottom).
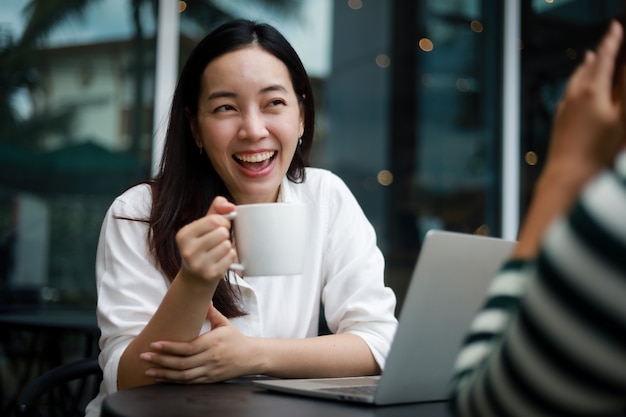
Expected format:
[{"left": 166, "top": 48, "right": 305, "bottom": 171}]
[{"left": 450, "top": 20, "right": 626, "bottom": 417}]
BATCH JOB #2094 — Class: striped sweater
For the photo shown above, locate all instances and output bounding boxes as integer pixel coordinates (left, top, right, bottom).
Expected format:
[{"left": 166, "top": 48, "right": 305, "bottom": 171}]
[{"left": 450, "top": 151, "right": 626, "bottom": 417}]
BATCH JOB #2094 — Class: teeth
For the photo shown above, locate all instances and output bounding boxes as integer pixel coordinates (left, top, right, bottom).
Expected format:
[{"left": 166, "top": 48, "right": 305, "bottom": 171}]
[{"left": 235, "top": 151, "right": 275, "bottom": 163}]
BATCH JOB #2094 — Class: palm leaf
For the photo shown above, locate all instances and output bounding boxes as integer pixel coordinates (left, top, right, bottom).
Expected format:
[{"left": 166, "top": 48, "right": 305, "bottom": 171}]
[{"left": 19, "top": 0, "right": 101, "bottom": 47}]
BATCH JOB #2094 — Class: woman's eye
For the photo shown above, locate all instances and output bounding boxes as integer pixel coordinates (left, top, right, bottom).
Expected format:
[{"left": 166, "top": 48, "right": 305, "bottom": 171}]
[
  {"left": 215, "top": 104, "right": 235, "bottom": 112},
  {"left": 268, "top": 99, "right": 286, "bottom": 107}
]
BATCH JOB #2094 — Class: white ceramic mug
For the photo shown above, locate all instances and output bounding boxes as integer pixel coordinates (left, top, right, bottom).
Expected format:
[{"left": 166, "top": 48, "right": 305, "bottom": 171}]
[{"left": 227, "top": 202, "right": 308, "bottom": 276}]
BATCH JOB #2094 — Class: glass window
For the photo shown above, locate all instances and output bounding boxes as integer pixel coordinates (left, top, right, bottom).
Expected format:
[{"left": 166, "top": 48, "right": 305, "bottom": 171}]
[
  {"left": 325, "top": 0, "right": 504, "bottom": 305},
  {"left": 415, "top": 0, "right": 502, "bottom": 240},
  {"left": 0, "top": 1, "right": 159, "bottom": 412},
  {"left": 0, "top": 0, "right": 156, "bottom": 307}
]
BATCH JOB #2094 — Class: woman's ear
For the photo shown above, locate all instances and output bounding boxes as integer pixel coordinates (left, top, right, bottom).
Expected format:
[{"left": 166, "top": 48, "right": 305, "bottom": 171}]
[
  {"left": 298, "top": 97, "right": 305, "bottom": 138},
  {"left": 184, "top": 107, "right": 202, "bottom": 147}
]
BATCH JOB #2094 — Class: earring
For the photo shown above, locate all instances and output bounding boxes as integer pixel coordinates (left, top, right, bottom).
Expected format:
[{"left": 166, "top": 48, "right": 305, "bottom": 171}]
[
  {"left": 199, "top": 147, "right": 203, "bottom": 155},
  {"left": 298, "top": 137, "right": 303, "bottom": 146}
]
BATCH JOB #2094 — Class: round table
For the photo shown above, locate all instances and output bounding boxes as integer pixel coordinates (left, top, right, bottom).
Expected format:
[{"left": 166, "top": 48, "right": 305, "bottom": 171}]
[{"left": 101, "top": 377, "right": 452, "bottom": 417}]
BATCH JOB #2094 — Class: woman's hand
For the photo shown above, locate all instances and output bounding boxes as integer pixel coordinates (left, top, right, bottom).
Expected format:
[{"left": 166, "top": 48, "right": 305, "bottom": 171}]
[
  {"left": 513, "top": 20, "right": 626, "bottom": 259},
  {"left": 175, "top": 196, "right": 237, "bottom": 284},
  {"left": 546, "top": 20, "right": 626, "bottom": 187},
  {"left": 139, "top": 303, "right": 263, "bottom": 384}
]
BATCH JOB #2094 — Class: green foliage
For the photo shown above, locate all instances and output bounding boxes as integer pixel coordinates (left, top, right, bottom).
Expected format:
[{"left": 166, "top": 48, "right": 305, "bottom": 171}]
[{"left": 0, "top": 0, "right": 304, "bottom": 150}]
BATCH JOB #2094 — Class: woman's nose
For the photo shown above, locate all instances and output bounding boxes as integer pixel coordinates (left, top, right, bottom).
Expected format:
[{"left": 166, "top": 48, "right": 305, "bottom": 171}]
[{"left": 238, "top": 110, "right": 268, "bottom": 141}]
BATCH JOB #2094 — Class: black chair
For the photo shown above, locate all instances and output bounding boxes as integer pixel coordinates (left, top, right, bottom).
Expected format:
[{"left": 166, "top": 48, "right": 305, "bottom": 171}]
[{"left": 14, "top": 357, "right": 102, "bottom": 417}]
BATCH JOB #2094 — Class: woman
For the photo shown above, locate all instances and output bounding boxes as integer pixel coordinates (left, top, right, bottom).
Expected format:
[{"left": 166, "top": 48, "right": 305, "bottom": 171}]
[
  {"left": 85, "top": 19, "right": 397, "bottom": 416},
  {"left": 450, "top": 21, "right": 626, "bottom": 417}
]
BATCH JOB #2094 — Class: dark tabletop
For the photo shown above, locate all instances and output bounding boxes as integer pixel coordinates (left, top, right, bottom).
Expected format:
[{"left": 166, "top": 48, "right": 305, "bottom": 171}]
[{"left": 101, "top": 377, "right": 452, "bottom": 417}]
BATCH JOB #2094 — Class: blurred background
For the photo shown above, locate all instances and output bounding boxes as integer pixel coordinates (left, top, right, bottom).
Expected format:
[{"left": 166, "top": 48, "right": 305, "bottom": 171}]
[{"left": 0, "top": 0, "right": 623, "bottom": 413}]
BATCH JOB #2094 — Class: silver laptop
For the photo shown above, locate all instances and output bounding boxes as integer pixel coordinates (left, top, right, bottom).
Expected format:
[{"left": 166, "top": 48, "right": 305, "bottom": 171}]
[{"left": 253, "top": 230, "right": 516, "bottom": 405}]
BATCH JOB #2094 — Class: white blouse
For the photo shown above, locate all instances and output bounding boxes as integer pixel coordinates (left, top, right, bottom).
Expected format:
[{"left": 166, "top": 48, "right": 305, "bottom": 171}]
[{"left": 86, "top": 168, "right": 398, "bottom": 416}]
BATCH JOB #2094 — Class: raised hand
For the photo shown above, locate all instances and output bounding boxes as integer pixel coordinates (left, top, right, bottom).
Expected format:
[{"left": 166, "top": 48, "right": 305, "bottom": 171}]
[
  {"left": 513, "top": 20, "right": 626, "bottom": 259},
  {"left": 546, "top": 20, "right": 626, "bottom": 187}
]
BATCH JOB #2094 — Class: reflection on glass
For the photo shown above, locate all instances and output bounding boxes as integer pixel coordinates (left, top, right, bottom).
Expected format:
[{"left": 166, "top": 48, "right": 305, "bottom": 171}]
[
  {"left": 0, "top": 0, "right": 157, "bottom": 307},
  {"left": 415, "top": 0, "right": 500, "bottom": 244}
]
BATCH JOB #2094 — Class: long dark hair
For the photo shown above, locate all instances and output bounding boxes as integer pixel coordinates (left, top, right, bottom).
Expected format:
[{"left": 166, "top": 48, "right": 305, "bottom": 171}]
[{"left": 147, "top": 20, "right": 315, "bottom": 318}]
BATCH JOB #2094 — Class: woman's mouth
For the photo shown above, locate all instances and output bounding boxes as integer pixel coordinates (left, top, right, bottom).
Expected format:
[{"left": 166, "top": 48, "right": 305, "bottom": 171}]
[{"left": 233, "top": 151, "right": 276, "bottom": 172}]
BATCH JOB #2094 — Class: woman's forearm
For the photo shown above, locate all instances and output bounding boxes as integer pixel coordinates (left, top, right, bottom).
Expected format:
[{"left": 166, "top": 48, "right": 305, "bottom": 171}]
[
  {"left": 512, "top": 163, "right": 590, "bottom": 259},
  {"left": 117, "top": 272, "right": 218, "bottom": 389},
  {"left": 254, "top": 333, "right": 380, "bottom": 378}
]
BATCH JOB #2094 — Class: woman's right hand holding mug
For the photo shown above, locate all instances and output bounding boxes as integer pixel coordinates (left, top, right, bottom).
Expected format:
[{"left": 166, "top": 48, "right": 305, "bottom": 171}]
[{"left": 175, "top": 196, "right": 237, "bottom": 284}]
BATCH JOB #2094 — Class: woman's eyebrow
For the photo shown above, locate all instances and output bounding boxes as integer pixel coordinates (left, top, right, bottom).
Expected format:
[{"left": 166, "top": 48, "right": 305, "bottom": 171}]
[
  {"left": 207, "top": 91, "right": 236, "bottom": 101},
  {"left": 259, "top": 84, "right": 289, "bottom": 94},
  {"left": 207, "top": 85, "right": 289, "bottom": 101}
]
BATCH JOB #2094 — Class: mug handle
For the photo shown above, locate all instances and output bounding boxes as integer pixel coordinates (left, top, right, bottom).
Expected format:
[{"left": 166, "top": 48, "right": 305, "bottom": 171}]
[{"left": 223, "top": 212, "right": 245, "bottom": 271}]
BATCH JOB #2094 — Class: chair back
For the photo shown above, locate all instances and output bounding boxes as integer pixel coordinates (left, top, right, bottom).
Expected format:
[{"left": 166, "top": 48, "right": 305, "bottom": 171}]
[{"left": 14, "top": 357, "right": 102, "bottom": 417}]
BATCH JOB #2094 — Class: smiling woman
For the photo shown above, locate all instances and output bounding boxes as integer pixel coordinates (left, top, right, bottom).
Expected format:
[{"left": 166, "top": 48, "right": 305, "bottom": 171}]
[
  {"left": 84, "top": 19, "right": 398, "bottom": 417},
  {"left": 189, "top": 46, "right": 304, "bottom": 204}
]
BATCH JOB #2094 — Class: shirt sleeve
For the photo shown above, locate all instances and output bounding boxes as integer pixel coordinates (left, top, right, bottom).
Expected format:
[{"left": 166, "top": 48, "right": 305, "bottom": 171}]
[
  {"left": 318, "top": 173, "right": 398, "bottom": 370},
  {"left": 94, "top": 185, "right": 168, "bottom": 395},
  {"left": 449, "top": 165, "right": 626, "bottom": 417}
]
